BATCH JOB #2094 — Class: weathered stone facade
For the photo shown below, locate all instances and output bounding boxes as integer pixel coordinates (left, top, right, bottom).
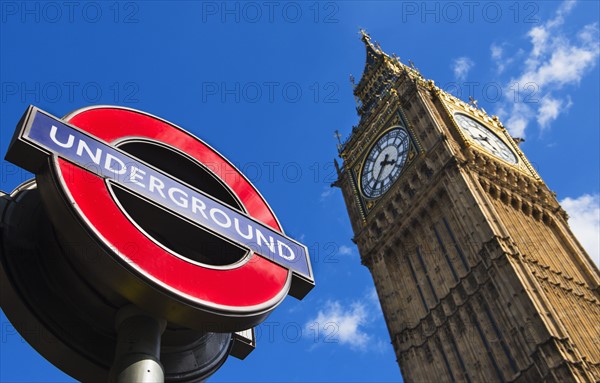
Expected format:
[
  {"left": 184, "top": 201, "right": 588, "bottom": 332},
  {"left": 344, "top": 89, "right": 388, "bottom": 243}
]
[{"left": 334, "top": 33, "right": 600, "bottom": 382}]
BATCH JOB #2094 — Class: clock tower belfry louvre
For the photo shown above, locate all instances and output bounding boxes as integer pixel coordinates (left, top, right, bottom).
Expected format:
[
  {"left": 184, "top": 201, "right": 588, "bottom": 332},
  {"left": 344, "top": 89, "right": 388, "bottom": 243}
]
[{"left": 334, "top": 32, "right": 600, "bottom": 382}]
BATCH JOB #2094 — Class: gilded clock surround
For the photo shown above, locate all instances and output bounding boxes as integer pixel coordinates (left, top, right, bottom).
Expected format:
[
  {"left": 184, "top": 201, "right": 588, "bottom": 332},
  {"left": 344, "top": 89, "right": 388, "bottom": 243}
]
[
  {"left": 354, "top": 114, "right": 421, "bottom": 212},
  {"left": 334, "top": 31, "right": 600, "bottom": 383},
  {"left": 340, "top": 89, "right": 425, "bottom": 218}
]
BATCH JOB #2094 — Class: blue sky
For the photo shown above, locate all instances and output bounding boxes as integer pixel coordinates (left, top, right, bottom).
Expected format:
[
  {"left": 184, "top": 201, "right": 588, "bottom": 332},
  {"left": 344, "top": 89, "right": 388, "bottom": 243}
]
[{"left": 0, "top": 1, "right": 598, "bottom": 382}]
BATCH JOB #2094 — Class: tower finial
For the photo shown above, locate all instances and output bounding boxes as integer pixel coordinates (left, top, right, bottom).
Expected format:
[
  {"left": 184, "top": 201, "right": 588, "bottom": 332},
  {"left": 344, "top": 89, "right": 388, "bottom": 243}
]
[
  {"left": 334, "top": 130, "right": 342, "bottom": 143},
  {"left": 334, "top": 130, "right": 343, "bottom": 153},
  {"left": 359, "top": 29, "right": 371, "bottom": 43},
  {"left": 359, "top": 28, "right": 383, "bottom": 64},
  {"left": 468, "top": 96, "right": 479, "bottom": 108}
]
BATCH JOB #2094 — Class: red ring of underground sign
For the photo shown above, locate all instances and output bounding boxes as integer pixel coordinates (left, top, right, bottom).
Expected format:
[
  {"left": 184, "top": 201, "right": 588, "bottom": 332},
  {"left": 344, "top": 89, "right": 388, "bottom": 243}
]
[{"left": 46, "top": 106, "right": 291, "bottom": 331}]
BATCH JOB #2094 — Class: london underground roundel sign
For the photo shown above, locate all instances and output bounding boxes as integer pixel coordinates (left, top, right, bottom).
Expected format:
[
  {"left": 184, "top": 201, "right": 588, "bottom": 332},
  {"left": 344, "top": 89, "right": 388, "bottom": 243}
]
[{"left": 5, "top": 105, "right": 314, "bottom": 331}]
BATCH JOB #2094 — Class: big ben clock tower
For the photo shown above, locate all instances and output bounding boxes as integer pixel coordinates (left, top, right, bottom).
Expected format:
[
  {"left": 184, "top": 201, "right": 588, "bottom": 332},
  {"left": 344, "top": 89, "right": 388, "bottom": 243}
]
[{"left": 335, "top": 32, "right": 600, "bottom": 382}]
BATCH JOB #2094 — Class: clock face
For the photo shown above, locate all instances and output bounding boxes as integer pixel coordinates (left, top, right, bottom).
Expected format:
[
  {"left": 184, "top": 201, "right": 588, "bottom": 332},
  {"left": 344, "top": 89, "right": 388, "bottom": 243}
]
[
  {"left": 361, "top": 128, "right": 410, "bottom": 199},
  {"left": 454, "top": 114, "right": 518, "bottom": 164}
]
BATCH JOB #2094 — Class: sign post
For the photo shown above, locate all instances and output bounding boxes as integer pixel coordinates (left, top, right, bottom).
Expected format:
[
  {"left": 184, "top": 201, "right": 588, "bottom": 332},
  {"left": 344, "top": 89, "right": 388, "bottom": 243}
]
[{"left": 110, "top": 306, "right": 167, "bottom": 383}]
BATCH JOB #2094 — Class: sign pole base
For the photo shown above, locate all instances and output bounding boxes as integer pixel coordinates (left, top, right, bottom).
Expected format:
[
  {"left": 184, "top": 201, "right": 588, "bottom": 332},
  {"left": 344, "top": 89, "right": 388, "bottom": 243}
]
[{"left": 109, "top": 305, "right": 167, "bottom": 383}]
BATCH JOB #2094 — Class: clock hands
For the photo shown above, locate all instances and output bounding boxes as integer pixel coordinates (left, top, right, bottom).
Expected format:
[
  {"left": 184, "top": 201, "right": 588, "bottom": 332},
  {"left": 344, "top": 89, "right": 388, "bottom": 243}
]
[
  {"left": 374, "top": 154, "right": 390, "bottom": 184},
  {"left": 476, "top": 134, "right": 496, "bottom": 151},
  {"left": 477, "top": 133, "right": 512, "bottom": 159},
  {"left": 374, "top": 153, "right": 399, "bottom": 190},
  {"left": 381, "top": 158, "right": 396, "bottom": 167}
]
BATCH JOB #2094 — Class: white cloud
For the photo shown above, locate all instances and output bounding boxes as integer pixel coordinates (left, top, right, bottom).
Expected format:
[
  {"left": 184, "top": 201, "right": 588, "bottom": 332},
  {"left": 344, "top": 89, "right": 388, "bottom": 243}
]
[
  {"left": 536, "top": 95, "right": 571, "bottom": 129},
  {"left": 526, "top": 0, "right": 576, "bottom": 66},
  {"left": 367, "top": 286, "right": 380, "bottom": 306},
  {"left": 549, "top": 0, "right": 577, "bottom": 28},
  {"left": 320, "top": 187, "right": 334, "bottom": 201},
  {"left": 306, "top": 300, "right": 372, "bottom": 350},
  {"left": 504, "top": 102, "right": 532, "bottom": 138},
  {"left": 561, "top": 194, "right": 600, "bottom": 267},
  {"left": 579, "top": 23, "right": 599, "bottom": 44},
  {"left": 491, "top": 44, "right": 503, "bottom": 60},
  {"left": 491, "top": 43, "right": 510, "bottom": 74},
  {"left": 338, "top": 245, "right": 353, "bottom": 255},
  {"left": 494, "top": 1, "right": 599, "bottom": 137},
  {"left": 527, "top": 25, "right": 549, "bottom": 61},
  {"left": 522, "top": 42, "right": 598, "bottom": 88},
  {"left": 305, "top": 290, "right": 389, "bottom": 353},
  {"left": 452, "top": 57, "right": 475, "bottom": 81},
  {"left": 491, "top": 43, "right": 523, "bottom": 75}
]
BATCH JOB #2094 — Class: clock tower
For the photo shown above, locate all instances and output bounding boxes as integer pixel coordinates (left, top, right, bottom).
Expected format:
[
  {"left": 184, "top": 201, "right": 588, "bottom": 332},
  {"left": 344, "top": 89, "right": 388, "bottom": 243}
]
[{"left": 335, "top": 32, "right": 600, "bottom": 382}]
